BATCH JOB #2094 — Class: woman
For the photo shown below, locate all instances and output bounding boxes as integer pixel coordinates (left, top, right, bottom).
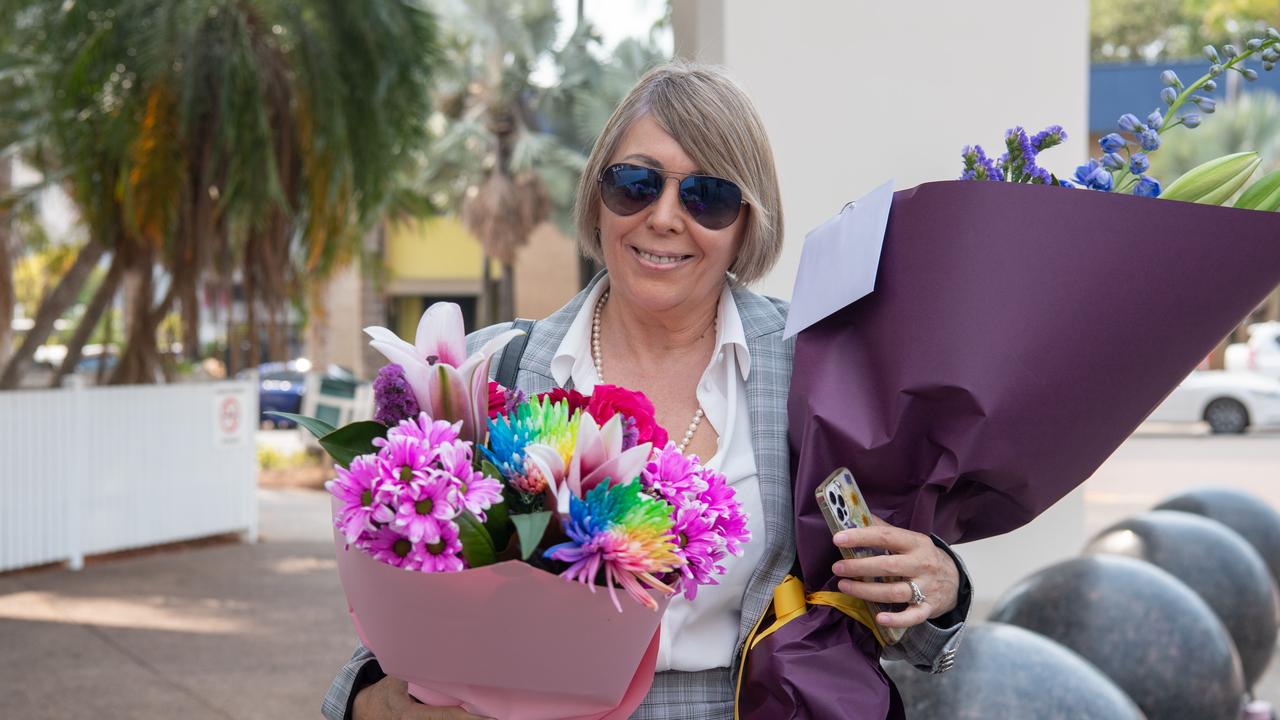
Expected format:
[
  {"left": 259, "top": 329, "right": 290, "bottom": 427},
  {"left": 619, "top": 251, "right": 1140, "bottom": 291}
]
[{"left": 324, "top": 61, "right": 970, "bottom": 720}]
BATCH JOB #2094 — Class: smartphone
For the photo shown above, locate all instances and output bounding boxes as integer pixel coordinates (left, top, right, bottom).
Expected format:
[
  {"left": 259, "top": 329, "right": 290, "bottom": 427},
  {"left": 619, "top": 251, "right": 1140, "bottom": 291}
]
[{"left": 814, "top": 467, "right": 904, "bottom": 645}]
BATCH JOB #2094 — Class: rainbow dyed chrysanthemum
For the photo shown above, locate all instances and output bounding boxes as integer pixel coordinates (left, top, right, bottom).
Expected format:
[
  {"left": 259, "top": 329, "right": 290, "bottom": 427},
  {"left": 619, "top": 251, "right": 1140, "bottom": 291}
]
[
  {"left": 482, "top": 396, "right": 579, "bottom": 494},
  {"left": 544, "top": 479, "right": 681, "bottom": 611}
]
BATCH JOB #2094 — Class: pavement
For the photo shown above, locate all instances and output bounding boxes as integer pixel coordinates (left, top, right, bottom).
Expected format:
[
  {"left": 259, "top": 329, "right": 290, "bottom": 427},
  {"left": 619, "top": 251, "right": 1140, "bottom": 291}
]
[
  {"left": 0, "top": 429, "right": 1278, "bottom": 719},
  {"left": 0, "top": 489, "right": 353, "bottom": 720}
]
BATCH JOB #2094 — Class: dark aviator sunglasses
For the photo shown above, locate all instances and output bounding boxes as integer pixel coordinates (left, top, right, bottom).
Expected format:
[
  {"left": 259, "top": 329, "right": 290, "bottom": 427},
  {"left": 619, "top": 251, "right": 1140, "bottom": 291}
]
[{"left": 597, "top": 163, "right": 747, "bottom": 231}]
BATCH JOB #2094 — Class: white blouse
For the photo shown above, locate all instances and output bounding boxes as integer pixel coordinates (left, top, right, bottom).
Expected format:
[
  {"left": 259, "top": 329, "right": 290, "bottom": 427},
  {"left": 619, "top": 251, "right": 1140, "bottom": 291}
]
[{"left": 550, "top": 279, "right": 767, "bottom": 672}]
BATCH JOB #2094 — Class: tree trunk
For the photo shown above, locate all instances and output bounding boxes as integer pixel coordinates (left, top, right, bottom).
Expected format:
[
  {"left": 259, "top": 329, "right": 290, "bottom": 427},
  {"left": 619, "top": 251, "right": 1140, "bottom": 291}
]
[
  {"left": 97, "top": 297, "right": 114, "bottom": 385},
  {"left": 0, "top": 156, "right": 12, "bottom": 373},
  {"left": 52, "top": 250, "right": 124, "bottom": 387},
  {"left": 499, "top": 260, "right": 516, "bottom": 322},
  {"left": 0, "top": 236, "right": 106, "bottom": 389}
]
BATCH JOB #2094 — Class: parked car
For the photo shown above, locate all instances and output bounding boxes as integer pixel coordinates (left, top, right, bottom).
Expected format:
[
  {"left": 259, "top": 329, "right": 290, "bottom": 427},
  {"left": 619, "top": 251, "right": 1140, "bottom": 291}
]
[
  {"left": 1147, "top": 370, "right": 1280, "bottom": 434},
  {"left": 1225, "top": 321, "right": 1280, "bottom": 382},
  {"left": 238, "top": 359, "right": 357, "bottom": 428}
]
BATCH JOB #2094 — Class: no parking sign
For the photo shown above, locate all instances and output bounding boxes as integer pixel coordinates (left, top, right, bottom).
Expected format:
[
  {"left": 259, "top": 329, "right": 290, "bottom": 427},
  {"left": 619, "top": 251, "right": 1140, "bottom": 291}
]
[{"left": 213, "top": 386, "right": 251, "bottom": 446}]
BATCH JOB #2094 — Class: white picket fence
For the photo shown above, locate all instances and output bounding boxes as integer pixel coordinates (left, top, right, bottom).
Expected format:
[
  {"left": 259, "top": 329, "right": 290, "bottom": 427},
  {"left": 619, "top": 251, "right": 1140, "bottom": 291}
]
[{"left": 0, "top": 377, "right": 258, "bottom": 572}]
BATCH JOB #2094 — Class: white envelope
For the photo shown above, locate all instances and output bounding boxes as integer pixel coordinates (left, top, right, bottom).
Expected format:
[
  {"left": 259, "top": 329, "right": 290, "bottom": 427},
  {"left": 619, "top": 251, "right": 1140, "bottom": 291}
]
[{"left": 783, "top": 178, "right": 895, "bottom": 339}]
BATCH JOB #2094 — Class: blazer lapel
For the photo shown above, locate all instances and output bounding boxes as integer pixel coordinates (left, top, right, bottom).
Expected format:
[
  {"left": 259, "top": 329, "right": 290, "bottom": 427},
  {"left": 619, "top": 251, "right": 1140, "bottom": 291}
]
[{"left": 730, "top": 288, "right": 796, "bottom": 672}]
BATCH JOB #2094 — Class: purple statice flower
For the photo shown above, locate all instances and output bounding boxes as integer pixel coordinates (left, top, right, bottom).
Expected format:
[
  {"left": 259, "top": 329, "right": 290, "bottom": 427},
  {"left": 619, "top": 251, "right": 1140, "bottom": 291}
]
[
  {"left": 1073, "top": 159, "right": 1113, "bottom": 191},
  {"left": 1026, "top": 165, "right": 1054, "bottom": 185},
  {"left": 960, "top": 145, "right": 1003, "bottom": 181},
  {"left": 326, "top": 454, "right": 394, "bottom": 544},
  {"left": 503, "top": 386, "right": 527, "bottom": 417},
  {"left": 999, "top": 127, "right": 1037, "bottom": 182},
  {"left": 373, "top": 364, "right": 421, "bottom": 427},
  {"left": 391, "top": 471, "right": 458, "bottom": 544},
  {"left": 363, "top": 526, "right": 414, "bottom": 568},
  {"left": 1135, "top": 175, "right": 1162, "bottom": 198},
  {"left": 620, "top": 415, "right": 641, "bottom": 451},
  {"left": 1029, "top": 125, "right": 1066, "bottom": 152},
  {"left": 435, "top": 440, "right": 503, "bottom": 520},
  {"left": 406, "top": 520, "right": 465, "bottom": 573}
]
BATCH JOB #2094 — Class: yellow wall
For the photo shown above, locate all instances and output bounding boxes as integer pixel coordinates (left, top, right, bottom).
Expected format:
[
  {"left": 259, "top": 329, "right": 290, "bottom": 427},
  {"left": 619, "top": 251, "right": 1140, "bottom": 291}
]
[{"left": 385, "top": 216, "right": 483, "bottom": 281}]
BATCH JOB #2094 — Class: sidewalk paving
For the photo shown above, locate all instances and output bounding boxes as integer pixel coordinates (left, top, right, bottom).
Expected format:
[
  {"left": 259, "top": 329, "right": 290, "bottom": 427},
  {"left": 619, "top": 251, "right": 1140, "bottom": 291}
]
[{"left": 0, "top": 489, "right": 355, "bottom": 720}]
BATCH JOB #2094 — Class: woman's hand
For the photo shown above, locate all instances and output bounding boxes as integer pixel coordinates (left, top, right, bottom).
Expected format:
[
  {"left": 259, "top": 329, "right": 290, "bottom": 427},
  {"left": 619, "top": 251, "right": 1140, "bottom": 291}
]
[
  {"left": 353, "top": 676, "right": 494, "bottom": 720},
  {"left": 830, "top": 516, "right": 960, "bottom": 630}
]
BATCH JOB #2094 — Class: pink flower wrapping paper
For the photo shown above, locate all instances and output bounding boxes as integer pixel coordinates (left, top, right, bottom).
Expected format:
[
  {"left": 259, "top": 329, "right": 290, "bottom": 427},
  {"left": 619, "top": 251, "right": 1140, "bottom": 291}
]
[{"left": 332, "top": 498, "right": 669, "bottom": 720}]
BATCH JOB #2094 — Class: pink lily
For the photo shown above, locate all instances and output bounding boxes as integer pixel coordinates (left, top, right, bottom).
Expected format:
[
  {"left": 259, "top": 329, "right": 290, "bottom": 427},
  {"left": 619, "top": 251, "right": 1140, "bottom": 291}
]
[
  {"left": 545, "top": 412, "right": 652, "bottom": 515},
  {"left": 364, "top": 302, "right": 522, "bottom": 444}
]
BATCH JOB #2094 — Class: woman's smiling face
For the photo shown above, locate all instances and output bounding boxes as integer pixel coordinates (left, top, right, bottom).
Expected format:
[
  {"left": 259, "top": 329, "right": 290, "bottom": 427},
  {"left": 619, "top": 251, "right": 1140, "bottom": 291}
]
[{"left": 598, "top": 114, "right": 746, "bottom": 316}]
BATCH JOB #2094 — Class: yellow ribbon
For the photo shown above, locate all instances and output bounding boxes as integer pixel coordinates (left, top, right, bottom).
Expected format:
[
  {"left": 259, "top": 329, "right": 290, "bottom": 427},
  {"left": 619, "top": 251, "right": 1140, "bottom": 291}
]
[{"left": 733, "top": 575, "right": 886, "bottom": 719}]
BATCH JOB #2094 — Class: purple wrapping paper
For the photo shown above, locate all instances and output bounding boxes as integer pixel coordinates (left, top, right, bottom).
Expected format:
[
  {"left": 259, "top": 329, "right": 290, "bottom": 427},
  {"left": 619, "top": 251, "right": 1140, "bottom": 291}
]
[
  {"left": 740, "top": 179, "right": 1280, "bottom": 719},
  {"left": 791, "top": 179, "right": 1280, "bottom": 549}
]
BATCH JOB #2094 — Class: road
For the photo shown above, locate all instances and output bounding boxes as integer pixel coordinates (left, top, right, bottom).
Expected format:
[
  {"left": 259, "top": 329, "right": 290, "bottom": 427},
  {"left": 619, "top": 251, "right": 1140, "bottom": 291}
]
[{"left": 1083, "top": 426, "right": 1280, "bottom": 538}]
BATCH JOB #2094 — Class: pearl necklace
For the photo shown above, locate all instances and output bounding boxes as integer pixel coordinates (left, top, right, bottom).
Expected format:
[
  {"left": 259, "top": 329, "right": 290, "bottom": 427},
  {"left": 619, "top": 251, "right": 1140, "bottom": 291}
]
[{"left": 592, "top": 289, "right": 705, "bottom": 454}]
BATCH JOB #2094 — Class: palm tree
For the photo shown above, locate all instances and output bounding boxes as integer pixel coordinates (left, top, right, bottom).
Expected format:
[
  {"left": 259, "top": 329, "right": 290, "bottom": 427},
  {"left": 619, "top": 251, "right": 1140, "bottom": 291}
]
[
  {"left": 421, "top": 0, "right": 581, "bottom": 324},
  {"left": 0, "top": 0, "right": 441, "bottom": 387},
  {"left": 420, "top": 0, "right": 667, "bottom": 324}
]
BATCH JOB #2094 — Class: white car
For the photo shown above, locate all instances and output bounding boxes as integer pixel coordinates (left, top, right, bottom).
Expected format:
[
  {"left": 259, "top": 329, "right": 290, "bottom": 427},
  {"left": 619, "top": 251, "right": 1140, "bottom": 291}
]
[
  {"left": 1225, "top": 321, "right": 1280, "bottom": 382},
  {"left": 1147, "top": 370, "right": 1280, "bottom": 434}
]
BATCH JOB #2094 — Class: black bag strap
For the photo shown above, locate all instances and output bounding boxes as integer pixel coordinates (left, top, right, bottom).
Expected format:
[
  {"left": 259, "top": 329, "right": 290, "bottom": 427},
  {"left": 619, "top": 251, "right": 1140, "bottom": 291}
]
[{"left": 495, "top": 318, "right": 536, "bottom": 389}]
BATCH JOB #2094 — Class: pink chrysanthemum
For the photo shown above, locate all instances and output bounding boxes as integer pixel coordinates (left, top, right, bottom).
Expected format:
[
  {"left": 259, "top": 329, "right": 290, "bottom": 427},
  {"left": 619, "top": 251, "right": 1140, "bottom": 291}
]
[
  {"left": 391, "top": 471, "right": 458, "bottom": 544},
  {"left": 373, "top": 433, "right": 435, "bottom": 493},
  {"left": 405, "top": 519, "right": 465, "bottom": 573},
  {"left": 699, "top": 466, "right": 751, "bottom": 557},
  {"left": 638, "top": 443, "right": 752, "bottom": 599},
  {"left": 363, "top": 526, "right": 416, "bottom": 568},
  {"left": 670, "top": 505, "right": 726, "bottom": 601},
  {"left": 385, "top": 413, "right": 463, "bottom": 452},
  {"left": 640, "top": 443, "right": 704, "bottom": 505},
  {"left": 326, "top": 455, "right": 394, "bottom": 544},
  {"left": 436, "top": 442, "right": 502, "bottom": 520}
]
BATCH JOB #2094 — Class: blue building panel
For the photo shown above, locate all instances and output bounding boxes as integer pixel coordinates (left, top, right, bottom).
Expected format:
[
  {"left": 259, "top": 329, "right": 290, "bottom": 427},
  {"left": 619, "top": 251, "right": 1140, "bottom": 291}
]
[{"left": 1091, "top": 59, "right": 1280, "bottom": 134}]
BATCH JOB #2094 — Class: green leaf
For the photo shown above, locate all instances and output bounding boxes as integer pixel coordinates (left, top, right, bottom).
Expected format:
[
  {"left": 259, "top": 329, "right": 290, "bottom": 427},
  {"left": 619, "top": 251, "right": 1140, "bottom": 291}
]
[
  {"left": 511, "top": 511, "right": 554, "bottom": 561},
  {"left": 265, "top": 412, "right": 336, "bottom": 440},
  {"left": 318, "top": 421, "right": 388, "bottom": 467},
  {"left": 481, "top": 460, "right": 503, "bottom": 480},
  {"left": 456, "top": 511, "right": 497, "bottom": 568},
  {"left": 482, "top": 498, "right": 512, "bottom": 553}
]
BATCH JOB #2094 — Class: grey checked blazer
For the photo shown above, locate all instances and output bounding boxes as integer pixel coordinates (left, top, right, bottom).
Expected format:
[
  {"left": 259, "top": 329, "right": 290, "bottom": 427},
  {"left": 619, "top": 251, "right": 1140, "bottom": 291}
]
[{"left": 323, "top": 274, "right": 967, "bottom": 720}]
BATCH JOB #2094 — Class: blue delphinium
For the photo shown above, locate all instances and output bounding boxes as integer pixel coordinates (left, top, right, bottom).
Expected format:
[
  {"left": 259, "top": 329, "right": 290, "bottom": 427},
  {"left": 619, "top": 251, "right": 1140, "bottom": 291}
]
[
  {"left": 961, "top": 26, "right": 1280, "bottom": 197},
  {"left": 1073, "top": 159, "right": 1113, "bottom": 191},
  {"left": 1129, "top": 153, "right": 1150, "bottom": 174}
]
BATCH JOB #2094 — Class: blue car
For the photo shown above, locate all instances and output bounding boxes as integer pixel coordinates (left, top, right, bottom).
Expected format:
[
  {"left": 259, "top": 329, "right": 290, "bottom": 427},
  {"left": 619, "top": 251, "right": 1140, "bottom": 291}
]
[{"left": 243, "top": 360, "right": 357, "bottom": 428}]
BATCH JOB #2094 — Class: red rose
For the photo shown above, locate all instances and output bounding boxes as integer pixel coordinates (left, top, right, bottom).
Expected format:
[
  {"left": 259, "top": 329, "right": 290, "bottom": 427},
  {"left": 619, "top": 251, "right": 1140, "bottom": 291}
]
[
  {"left": 487, "top": 381, "right": 507, "bottom": 419},
  {"left": 586, "top": 384, "right": 669, "bottom": 449},
  {"left": 538, "top": 387, "right": 590, "bottom": 415}
]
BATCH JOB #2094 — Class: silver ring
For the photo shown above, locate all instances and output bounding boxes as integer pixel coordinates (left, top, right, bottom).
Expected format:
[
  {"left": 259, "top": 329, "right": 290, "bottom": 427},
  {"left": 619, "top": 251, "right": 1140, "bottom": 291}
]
[{"left": 908, "top": 580, "right": 927, "bottom": 606}]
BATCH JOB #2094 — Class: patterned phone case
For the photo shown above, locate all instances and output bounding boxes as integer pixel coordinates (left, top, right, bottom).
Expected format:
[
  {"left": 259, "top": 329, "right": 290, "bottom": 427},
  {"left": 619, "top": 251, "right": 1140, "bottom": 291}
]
[{"left": 814, "top": 467, "right": 905, "bottom": 644}]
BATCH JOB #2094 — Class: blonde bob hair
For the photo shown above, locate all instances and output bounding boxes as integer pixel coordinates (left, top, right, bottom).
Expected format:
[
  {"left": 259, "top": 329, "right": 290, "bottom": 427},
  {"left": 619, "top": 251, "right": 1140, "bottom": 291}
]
[{"left": 573, "top": 61, "right": 784, "bottom": 286}]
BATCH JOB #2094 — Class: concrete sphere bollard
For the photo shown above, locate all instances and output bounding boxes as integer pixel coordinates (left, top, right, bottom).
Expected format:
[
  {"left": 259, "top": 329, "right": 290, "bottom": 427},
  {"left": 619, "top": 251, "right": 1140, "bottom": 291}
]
[
  {"left": 1085, "top": 510, "right": 1279, "bottom": 689},
  {"left": 1155, "top": 487, "right": 1280, "bottom": 590},
  {"left": 884, "top": 622, "right": 1145, "bottom": 720},
  {"left": 989, "top": 555, "right": 1244, "bottom": 720}
]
